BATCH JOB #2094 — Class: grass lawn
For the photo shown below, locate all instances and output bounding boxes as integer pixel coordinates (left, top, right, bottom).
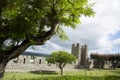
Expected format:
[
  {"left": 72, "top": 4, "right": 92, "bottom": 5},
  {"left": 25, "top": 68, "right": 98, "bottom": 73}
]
[{"left": 3, "top": 68, "right": 120, "bottom": 80}]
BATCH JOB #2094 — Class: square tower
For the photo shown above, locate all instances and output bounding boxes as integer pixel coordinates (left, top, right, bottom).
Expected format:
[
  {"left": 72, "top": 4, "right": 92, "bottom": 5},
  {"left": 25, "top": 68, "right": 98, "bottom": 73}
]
[
  {"left": 81, "top": 45, "right": 88, "bottom": 66},
  {"left": 71, "top": 43, "right": 81, "bottom": 58},
  {"left": 71, "top": 43, "right": 88, "bottom": 68}
]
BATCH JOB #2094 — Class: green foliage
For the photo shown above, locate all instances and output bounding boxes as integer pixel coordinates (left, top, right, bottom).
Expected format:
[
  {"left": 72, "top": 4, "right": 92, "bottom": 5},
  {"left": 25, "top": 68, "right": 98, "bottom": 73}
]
[
  {"left": 90, "top": 53, "right": 120, "bottom": 61},
  {"left": 46, "top": 50, "right": 76, "bottom": 75},
  {"left": 90, "top": 53, "right": 120, "bottom": 69},
  {"left": 1, "top": 0, "right": 94, "bottom": 50},
  {"left": 46, "top": 51, "right": 76, "bottom": 66},
  {"left": 56, "top": 27, "right": 69, "bottom": 41}
]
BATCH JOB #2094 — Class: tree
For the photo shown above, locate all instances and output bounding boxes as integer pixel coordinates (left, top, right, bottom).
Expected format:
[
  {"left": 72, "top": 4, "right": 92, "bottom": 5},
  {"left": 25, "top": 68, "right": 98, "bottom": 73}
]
[
  {"left": 46, "top": 51, "right": 77, "bottom": 75},
  {"left": 0, "top": 0, "right": 94, "bottom": 78},
  {"left": 90, "top": 53, "right": 120, "bottom": 69}
]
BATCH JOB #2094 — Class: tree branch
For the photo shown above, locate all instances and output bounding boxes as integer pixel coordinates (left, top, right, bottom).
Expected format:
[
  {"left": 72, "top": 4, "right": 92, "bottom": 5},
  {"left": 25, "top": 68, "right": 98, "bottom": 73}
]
[
  {"left": 7, "top": 39, "right": 30, "bottom": 60},
  {"left": 35, "top": 1, "right": 58, "bottom": 45},
  {"left": 36, "top": 24, "right": 58, "bottom": 45}
]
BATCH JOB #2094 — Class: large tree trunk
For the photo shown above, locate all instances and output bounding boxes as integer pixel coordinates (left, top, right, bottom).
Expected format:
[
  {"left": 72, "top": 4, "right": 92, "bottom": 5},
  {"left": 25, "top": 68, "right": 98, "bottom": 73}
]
[
  {"left": 0, "top": 1, "right": 8, "bottom": 79},
  {"left": 0, "top": 62, "right": 7, "bottom": 79},
  {"left": 0, "top": 39, "right": 30, "bottom": 79},
  {"left": 0, "top": 53, "right": 9, "bottom": 79}
]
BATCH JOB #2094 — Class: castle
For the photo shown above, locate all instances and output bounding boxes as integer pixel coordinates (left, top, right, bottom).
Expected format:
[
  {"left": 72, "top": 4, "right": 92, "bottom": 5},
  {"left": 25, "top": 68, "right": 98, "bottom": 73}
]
[
  {"left": 6, "top": 43, "right": 89, "bottom": 71},
  {"left": 71, "top": 43, "right": 88, "bottom": 68}
]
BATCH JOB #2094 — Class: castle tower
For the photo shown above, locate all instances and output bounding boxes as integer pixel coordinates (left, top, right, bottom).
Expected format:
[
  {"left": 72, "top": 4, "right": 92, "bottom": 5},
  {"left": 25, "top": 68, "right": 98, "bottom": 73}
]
[
  {"left": 71, "top": 43, "right": 81, "bottom": 58},
  {"left": 81, "top": 45, "right": 88, "bottom": 66},
  {"left": 71, "top": 43, "right": 88, "bottom": 68},
  {"left": 71, "top": 43, "right": 81, "bottom": 68}
]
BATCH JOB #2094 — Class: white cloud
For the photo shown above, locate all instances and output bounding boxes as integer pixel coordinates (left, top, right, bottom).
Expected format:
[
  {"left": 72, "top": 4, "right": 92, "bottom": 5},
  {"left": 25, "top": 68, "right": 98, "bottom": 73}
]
[
  {"left": 112, "top": 39, "right": 120, "bottom": 46},
  {"left": 71, "top": 0, "right": 120, "bottom": 50},
  {"left": 26, "top": 40, "right": 68, "bottom": 54}
]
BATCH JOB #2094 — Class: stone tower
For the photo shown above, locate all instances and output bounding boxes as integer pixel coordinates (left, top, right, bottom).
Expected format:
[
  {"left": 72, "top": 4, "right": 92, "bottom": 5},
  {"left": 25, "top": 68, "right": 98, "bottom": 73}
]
[
  {"left": 71, "top": 43, "right": 88, "bottom": 68},
  {"left": 81, "top": 45, "right": 88, "bottom": 66},
  {"left": 71, "top": 43, "right": 81, "bottom": 58}
]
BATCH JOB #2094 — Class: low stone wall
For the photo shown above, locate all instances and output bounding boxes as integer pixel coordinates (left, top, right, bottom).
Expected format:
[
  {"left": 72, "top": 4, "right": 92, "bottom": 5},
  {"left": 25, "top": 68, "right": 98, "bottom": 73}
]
[{"left": 6, "top": 55, "right": 75, "bottom": 72}]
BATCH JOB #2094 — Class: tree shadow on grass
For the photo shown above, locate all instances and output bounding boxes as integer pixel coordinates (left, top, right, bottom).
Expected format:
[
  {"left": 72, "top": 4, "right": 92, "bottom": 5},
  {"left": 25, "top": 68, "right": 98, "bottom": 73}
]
[{"left": 30, "top": 70, "right": 58, "bottom": 75}]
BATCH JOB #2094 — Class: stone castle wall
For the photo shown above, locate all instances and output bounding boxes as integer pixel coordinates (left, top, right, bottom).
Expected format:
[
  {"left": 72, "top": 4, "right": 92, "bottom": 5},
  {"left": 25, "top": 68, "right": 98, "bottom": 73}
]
[
  {"left": 6, "top": 55, "right": 75, "bottom": 71},
  {"left": 6, "top": 43, "right": 91, "bottom": 71}
]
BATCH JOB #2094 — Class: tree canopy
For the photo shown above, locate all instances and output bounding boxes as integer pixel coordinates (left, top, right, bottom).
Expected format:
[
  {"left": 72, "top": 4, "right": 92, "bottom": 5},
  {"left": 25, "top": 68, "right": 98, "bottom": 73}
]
[
  {"left": 46, "top": 51, "right": 77, "bottom": 75},
  {"left": 0, "top": 0, "right": 94, "bottom": 78},
  {"left": 1, "top": 0, "right": 94, "bottom": 51}
]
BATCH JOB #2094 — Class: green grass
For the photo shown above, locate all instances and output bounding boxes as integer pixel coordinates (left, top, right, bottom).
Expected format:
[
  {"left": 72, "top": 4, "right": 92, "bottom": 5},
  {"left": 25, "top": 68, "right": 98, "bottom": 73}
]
[
  {"left": 2, "top": 69, "right": 120, "bottom": 80},
  {"left": 64, "top": 69, "right": 120, "bottom": 76}
]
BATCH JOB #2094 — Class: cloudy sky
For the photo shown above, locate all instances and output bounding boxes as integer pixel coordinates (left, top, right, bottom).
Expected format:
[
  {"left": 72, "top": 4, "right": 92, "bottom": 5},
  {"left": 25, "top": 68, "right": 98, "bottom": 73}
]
[{"left": 26, "top": 0, "right": 120, "bottom": 55}]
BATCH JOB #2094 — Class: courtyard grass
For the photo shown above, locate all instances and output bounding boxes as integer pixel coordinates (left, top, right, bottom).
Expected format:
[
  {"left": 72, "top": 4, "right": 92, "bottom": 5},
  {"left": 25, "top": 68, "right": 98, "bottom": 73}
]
[{"left": 3, "top": 68, "right": 120, "bottom": 80}]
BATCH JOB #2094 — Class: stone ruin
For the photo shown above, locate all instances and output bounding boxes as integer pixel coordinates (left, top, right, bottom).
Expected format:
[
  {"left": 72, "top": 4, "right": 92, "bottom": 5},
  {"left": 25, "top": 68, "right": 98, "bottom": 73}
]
[
  {"left": 6, "top": 43, "right": 90, "bottom": 71},
  {"left": 71, "top": 43, "right": 88, "bottom": 68},
  {"left": 6, "top": 55, "right": 75, "bottom": 72}
]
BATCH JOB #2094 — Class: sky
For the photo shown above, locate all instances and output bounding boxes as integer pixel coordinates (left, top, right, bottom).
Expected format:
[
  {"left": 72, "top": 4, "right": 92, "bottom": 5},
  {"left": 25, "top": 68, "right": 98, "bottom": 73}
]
[{"left": 26, "top": 0, "right": 120, "bottom": 55}]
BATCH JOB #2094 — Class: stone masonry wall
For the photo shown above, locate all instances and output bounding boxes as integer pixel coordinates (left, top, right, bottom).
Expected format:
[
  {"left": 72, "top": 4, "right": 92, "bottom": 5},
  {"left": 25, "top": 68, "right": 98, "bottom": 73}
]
[{"left": 6, "top": 55, "right": 75, "bottom": 72}]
